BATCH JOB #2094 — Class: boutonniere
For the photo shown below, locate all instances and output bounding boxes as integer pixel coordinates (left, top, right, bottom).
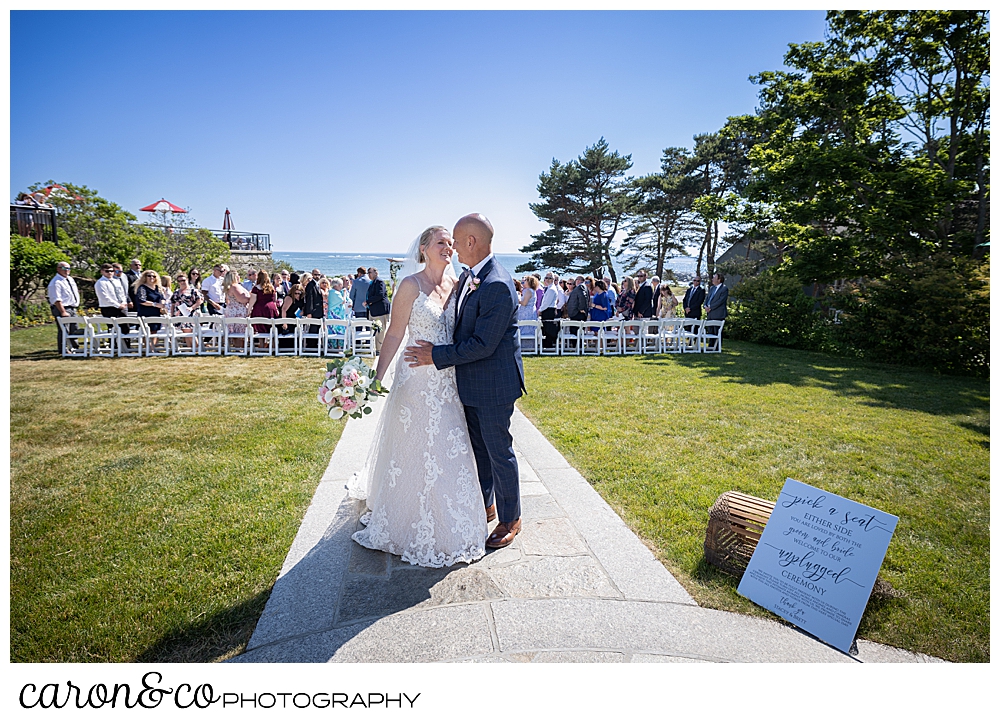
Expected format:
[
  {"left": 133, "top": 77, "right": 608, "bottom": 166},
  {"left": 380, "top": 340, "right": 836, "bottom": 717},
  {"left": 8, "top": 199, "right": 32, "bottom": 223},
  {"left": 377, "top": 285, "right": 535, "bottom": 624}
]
[{"left": 468, "top": 277, "right": 481, "bottom": 293}]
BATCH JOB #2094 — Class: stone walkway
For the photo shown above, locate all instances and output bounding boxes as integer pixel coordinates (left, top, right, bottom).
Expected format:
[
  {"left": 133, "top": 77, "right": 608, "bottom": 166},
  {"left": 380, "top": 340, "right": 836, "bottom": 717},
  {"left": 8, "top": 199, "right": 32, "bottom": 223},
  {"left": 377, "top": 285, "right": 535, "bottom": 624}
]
[{"left": 231, "top": 391, "right": 942, "bottom": 664}]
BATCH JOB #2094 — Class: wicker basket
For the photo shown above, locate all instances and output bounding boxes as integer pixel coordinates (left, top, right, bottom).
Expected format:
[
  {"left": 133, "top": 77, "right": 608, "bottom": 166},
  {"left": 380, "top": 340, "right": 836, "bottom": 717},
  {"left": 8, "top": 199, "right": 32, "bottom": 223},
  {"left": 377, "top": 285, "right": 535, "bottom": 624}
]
[{"left": 704, "top": 491, "right": 775, "bottom": 577}]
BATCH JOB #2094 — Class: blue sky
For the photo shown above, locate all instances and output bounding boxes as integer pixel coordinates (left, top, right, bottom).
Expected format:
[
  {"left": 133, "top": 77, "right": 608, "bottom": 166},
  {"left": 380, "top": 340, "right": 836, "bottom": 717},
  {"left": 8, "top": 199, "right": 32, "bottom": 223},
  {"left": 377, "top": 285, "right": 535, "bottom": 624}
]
[{"left": 10, "top": 10, "right": 828, "bottom": 254}]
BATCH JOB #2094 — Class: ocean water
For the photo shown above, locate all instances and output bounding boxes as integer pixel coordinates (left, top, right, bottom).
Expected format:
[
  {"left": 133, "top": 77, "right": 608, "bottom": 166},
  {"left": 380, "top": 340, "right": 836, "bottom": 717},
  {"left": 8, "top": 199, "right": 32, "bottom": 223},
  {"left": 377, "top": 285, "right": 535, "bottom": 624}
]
[{"left": 273, "top": 251, "right": 699, "bottom": 282}]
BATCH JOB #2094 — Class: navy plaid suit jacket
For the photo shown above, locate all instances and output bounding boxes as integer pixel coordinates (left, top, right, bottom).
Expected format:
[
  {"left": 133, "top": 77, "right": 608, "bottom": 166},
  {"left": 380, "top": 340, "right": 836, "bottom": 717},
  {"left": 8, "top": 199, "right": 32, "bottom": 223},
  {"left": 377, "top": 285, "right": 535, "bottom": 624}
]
[{"left": 432, "top": 257, "right": 526, "bottom": 407}]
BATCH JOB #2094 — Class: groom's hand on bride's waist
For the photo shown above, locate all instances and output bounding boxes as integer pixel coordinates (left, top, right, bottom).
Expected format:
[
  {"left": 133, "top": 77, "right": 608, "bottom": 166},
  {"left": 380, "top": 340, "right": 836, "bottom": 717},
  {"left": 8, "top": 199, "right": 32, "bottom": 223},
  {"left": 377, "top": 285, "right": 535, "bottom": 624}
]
[{"left": 404, "top": 340, "right": 435, "bottom": 367}]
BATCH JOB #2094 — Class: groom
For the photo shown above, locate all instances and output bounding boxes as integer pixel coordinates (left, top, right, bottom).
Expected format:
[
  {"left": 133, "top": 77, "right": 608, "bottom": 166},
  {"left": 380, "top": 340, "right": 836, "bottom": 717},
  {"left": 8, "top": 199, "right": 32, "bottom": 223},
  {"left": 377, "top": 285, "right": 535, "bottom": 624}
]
[{"left": 405, "top": 214, "right": 526, "bottom": 549}]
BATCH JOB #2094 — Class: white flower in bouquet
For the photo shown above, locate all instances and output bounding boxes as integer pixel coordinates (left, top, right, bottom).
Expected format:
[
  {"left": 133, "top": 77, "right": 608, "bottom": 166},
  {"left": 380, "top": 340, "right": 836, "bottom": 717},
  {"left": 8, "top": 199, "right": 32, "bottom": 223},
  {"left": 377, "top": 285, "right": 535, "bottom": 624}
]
[{"left": 328, "top": 406, "right": 344, "bottom": 420}]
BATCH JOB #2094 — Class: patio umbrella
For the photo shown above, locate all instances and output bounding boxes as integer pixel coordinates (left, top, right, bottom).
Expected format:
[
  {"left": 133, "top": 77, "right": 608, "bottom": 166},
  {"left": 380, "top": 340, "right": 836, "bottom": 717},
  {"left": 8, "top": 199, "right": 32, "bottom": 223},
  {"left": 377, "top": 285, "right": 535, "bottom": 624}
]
[
  {"left": 222, "top": 208, "right": 234, "bottom": 244},
  {"left": 140, "top": 198, "right": 187, "bottom": 213}
]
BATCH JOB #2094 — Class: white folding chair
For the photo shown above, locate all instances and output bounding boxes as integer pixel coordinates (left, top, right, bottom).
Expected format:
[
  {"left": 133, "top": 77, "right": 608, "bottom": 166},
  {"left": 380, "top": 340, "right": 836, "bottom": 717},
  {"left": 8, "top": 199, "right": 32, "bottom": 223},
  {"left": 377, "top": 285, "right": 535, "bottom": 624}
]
[
  {"left": 679, "top": 319, "right": 704, "bottom": 352},
  {"left": 660, "top": 317, "right": 685, "bottom": 353},
  {"left": 168, "top": 316, "right": 199, "bottom": 356},
  {"left": 274, "top": 317, "right": 299, "bottom": 356},
  {"left": 194, "top": 315, "right": 224, "bottom": 356},
  {"left": 517, "top": 320, "right": 541, "bottom": 356},
  {"left": 57, "top": 315, "right": 88, "bottom": 357},
  {"left": 701, "top": 319, "right": 725, "bottom": 353},
  {"left": 85, "top": 316, "right": 117, "bottom": 358},
  {"left": 600, "top": 319, "right": 623, "bottom": 355},
  {"left": 112, "top": 317, "right": 143, "bottom": 357},
  {"left": 141, "top": 316, "right": 171, "bottom": 356},
  {"left": 641, "top": 319, "right": 662, "bottom": 354},
  {"left": 581, "top": 322, "right": 601, "bottom": 355},
  {"left": 556, "top": 320, "right": 584, "bottom": 355},
  {"left": 248, "top": 318, "right": 276, "bottom": 356},
  {"left": 298, "top": 318, "right": 323, "bottom": 357},
  {"left": 350, "top": 318, "right": 375, "bottom": 357},
  {"left": 223, "top": 317, "right": 250, "bottom": 356},
  {"left": 323, "top": 318, "right": 349, "bottom": 358},
  {"left": 621, "top": 320, "right": 643, "bottom": 355}
]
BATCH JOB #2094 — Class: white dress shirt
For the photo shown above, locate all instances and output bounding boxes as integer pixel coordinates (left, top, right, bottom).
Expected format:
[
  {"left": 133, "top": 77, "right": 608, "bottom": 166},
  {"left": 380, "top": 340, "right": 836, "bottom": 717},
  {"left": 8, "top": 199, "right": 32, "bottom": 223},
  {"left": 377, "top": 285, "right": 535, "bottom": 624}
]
[
  {"left": 47, "top": 273, "right": 79, "bottom": 307},
  {"left": 95, "top": 275, "right": 127, "bottom": 308},
  {"left": 539, "top": 283, "right": 558, "bottom": 312},
  {"left": 458, "top": 253, "right": 494, "bottom": 315}
]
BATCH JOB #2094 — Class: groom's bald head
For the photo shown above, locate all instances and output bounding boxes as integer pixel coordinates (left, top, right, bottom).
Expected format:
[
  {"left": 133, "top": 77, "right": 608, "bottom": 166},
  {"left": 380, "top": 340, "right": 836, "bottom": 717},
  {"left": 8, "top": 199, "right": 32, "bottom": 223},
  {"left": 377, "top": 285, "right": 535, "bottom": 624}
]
[{"left": 453, "top": 213, "right": 494, "bottom": 267}]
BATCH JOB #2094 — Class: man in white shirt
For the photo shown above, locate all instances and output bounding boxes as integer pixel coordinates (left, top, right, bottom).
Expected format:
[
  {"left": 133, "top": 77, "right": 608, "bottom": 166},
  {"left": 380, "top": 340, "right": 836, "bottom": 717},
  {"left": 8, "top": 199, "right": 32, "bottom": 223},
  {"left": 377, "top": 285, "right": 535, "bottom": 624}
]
[
  {"left": 95, "top": 263, "right": 129, "bottom": 318},
  {"left": 111, "top": 263, "right": 132, "bottom": 310},
  {"left": 538, "top": 271, "right": 560, "bottom": 349},
  {"left": 47, "top": 261, "right": 81, "bottom": 351},
  {"left": 201, "top": 263, "right": 228, "bottom": 314}
]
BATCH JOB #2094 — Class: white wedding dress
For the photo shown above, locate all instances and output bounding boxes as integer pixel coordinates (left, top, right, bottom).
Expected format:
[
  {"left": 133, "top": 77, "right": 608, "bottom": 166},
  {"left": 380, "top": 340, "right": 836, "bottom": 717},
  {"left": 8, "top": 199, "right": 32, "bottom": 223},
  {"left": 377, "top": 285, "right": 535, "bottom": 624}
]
[{"left": 348, "top": 291, "right": 487, "bottom": 567}]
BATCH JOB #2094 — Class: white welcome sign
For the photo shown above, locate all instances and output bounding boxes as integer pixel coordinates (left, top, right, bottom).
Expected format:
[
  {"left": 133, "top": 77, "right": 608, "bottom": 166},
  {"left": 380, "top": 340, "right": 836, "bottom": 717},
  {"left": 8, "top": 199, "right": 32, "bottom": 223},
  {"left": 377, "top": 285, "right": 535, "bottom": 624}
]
[{"left": 737, "top": 478, "right": 898, "bottom": 653}]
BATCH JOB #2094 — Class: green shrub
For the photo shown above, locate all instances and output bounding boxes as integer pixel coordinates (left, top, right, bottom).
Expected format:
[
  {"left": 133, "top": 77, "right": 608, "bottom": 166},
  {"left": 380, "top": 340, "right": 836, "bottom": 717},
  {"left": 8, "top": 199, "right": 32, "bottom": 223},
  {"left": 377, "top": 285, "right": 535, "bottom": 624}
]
[
  {"left": 10, "top": 299, "right": 54, "bottom": 328},
  {"left": 728, "top": 270, "right": 831, "bottom": 350},
  {"left": 829, "top": 254, "right": 989, "bottom": 377}
]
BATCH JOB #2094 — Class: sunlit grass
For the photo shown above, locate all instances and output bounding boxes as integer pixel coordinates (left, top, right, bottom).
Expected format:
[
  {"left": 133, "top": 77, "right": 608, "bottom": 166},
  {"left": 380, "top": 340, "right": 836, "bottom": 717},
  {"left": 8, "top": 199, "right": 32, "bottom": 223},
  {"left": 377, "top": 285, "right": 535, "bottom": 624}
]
[
  {"left": 11, "top": 325, "right": 344, "bottom": 662},
  {"left": 518, "top": 344, "right": 989, "bottom": 662}
]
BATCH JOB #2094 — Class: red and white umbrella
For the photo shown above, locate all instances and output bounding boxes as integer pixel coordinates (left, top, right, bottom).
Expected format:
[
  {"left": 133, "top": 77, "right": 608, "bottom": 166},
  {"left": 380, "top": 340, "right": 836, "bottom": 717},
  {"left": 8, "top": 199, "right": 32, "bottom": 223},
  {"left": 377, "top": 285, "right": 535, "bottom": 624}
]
[
  {"left": 222, "top": 208, "right": 234, "bottom": 230},
  {"left": 140, "top": 198, "right": 187, "bottom": 213}
]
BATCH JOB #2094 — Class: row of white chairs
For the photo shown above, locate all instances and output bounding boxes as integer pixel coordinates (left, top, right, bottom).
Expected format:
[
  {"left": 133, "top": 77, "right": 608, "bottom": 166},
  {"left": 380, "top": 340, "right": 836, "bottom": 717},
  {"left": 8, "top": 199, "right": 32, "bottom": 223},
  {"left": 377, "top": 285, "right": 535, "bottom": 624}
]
[
  {"left": 518, "top": 318, "right": 724, "bottom": 355},
  {"left": 56, "top": 315, "right": 377, "bottom": 358}
]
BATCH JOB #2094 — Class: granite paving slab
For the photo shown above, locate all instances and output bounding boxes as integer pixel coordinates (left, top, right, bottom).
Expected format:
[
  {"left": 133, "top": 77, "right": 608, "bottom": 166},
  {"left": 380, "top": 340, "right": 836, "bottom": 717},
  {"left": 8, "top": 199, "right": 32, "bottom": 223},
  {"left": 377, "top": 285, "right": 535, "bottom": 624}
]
[{"left": 233, "top": 390, "right": 943, "bottom": 664}]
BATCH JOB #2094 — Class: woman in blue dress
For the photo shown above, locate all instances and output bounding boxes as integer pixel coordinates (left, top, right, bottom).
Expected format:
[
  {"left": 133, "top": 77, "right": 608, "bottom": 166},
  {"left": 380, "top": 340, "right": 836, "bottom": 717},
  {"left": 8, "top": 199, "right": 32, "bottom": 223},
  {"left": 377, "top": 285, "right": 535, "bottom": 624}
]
[
  {"left": 327, "top": 277, "right": 350, "bottom": 350},
  {"left": 134, "top": 270, "right": 167, "bottom": 332},
  {"left": 590, "top": 279, "right": 611, "bottom": 322}
]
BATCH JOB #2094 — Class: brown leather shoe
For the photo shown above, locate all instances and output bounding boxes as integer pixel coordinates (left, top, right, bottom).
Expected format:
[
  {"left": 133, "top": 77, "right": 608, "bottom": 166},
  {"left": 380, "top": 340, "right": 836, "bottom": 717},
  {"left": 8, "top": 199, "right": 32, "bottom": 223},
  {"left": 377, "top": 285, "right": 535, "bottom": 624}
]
[
  {"left": 485, "top": 519, "right": 521, "bottom": 549},
  {"left": 485, "top": 504, "right": 497, "bottom": 523}
]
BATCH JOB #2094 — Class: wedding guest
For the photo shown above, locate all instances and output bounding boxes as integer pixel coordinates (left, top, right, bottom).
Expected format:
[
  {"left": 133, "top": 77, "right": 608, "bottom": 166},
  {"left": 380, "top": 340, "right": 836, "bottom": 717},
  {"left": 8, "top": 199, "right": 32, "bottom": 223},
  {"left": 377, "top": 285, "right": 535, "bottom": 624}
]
[
  {"left": 326, "top": 277, "right": 350, "bottom": 351},
  {"left": 171, "top": 272, "right": 202, "bottom": 317},
  {"left": 125, "top": 258, "right": 142, "bottom": 311},
  {"left": 171, "top": 273, "right": 202, "bottom": 349},
  {"left": 160, "top": 274, "right": 173, "bottom": 315},
  {"left": 248, "top": 269, "right": 280, "bottom": 336},
  {"left": 349, "top": 266, "right": 370, "bottom": 318},
  {"left": 616, "top": 276, "right": 636, "bottom": 319},
  {"left": 95, "top": 263, "right": 128, "bottom": 319},
  {"left": 134, "top": 269, "right": 167, "bottom": 333},
  {"left": 683, "top": 276, "right": 706, "bottom": 319},
  {"left": 301, "top": 272, "right": 324, "bottom": 350},
  {"left": 364, "top": 267, "right": 390, "bottom": 353},
  {"left": 566, "top": 275, "right": 589, "bottom": 321},
  {"left": 590, "top": 279, "right": 611, "bottom": 322},
  {"left": 318, "top": 276, "right": 331, "bottom": 318},
  {"left": 704, "top": 273, "right": 729, "bottom": 321},
  {"left": 651, "top": 275, "right": 662, "bottom": 316},
  {"left": 533, "top": 274, "right": 544, "bottom": 312},
  {"left": 222, "top": 269, "right": 251, "bottom": 348},
  {"left": 241, "top": 268, "right": 258, "bottom": 292},
  {"left": 112, "top": 263, "right": 132, "bottom": 310},
  {"left": 201, "top": 264, "right": 227, "bottom": 315},
  {"left": 657, "top": 283, "right": 679, "bottom": 318},
  {"left": 633, "top": 269, "right": 654, "bottom": 319},
  {"left": 603, "top": 275, "right": 617, "bottom": 312},
  {"left": 187, "top": 267, "right": 205, "bottom": 312},
  {"left": 48, "top": 261, "right": 81, "bottom": 351},
  {"left": 553, "top": 274, "right": 566, "bottom": 314},
  {"left": 539, "top": 271, "right": 559, "bottom": 349},
  {"left": 517, "top": 278, "right": 537, "bottom": 321},
  {"left": 277, "top": 283, "right": 304, "bottom": 350}
]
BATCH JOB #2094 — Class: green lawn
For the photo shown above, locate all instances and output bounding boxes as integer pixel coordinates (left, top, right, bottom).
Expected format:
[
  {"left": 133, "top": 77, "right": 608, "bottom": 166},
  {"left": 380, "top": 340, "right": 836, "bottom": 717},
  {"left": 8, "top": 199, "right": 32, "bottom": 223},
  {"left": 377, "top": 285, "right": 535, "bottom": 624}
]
[
  {"left": 10, "top": 325, "right": 345, "bottom": 662},
  {"left": 518, "top": 344, "right": 989, "bottom": 662},
  {"left": 10, "top": 326, "right": 990, "bottom": 662}
]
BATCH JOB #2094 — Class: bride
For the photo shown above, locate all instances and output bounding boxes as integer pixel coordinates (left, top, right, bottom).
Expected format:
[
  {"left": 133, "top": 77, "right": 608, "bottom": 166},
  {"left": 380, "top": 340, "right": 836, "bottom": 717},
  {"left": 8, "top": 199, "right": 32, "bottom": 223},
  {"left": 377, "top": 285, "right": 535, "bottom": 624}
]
[{"left": 348, "top": 225, "right": 487, "bottom": 567}]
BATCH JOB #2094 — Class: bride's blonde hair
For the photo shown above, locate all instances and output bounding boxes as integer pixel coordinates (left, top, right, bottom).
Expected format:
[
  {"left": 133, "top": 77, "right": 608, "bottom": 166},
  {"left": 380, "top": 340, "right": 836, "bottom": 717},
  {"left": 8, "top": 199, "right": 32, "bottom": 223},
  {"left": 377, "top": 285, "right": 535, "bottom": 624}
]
[{"left": 418, "top": 225, "right": 448, "bottom": 263}]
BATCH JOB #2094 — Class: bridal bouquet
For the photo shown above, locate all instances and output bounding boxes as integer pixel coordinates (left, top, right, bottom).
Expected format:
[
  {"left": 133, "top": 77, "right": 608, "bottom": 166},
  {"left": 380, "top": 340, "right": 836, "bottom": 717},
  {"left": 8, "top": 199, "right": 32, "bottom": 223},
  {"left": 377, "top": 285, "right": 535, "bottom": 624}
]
[{"left": 317, "top": 354, "right": 388, "bottom": 420}]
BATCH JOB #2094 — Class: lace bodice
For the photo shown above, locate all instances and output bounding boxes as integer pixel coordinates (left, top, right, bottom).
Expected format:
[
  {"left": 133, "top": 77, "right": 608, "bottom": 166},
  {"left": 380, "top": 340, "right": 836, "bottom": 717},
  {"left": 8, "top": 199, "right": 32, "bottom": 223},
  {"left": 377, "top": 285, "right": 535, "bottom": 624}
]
[{"left": 406, "top": 291, "right": 454, "bottom": 345}]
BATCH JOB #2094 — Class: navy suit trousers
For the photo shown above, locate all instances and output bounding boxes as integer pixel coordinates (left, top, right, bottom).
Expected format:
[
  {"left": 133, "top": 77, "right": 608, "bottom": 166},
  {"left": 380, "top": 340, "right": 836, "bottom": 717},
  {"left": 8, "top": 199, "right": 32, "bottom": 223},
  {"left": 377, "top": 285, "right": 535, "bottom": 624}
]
[{"left": 464, "top": 403, "right": 520, "bottom": 524}]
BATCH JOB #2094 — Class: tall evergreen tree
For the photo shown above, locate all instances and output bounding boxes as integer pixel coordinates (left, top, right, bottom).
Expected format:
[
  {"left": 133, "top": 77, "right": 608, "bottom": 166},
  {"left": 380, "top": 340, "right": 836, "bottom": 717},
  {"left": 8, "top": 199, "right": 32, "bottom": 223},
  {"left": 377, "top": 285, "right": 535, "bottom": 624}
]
[
  {"left": 618, "top": 148, "right": 700, "bottom": 278},
  {"left": 521, "top": 138, "right": 635, "bottom": 281}
]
